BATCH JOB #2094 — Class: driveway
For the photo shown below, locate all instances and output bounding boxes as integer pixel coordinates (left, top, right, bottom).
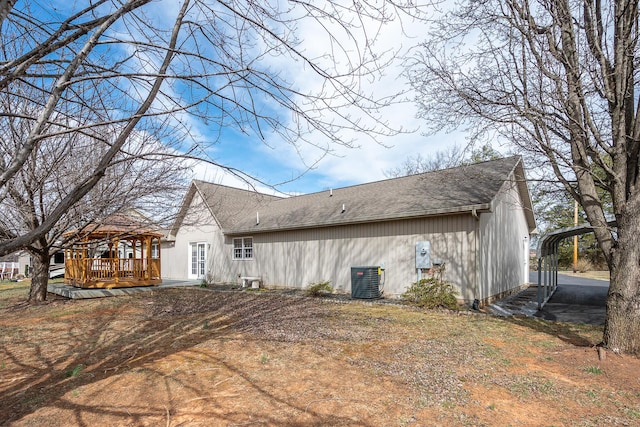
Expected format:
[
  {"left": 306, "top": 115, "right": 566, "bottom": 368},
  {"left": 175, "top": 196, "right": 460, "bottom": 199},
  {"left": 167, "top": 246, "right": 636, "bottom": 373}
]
[{"left": 490, "top": 272, "right": 609, "bottom": 325}]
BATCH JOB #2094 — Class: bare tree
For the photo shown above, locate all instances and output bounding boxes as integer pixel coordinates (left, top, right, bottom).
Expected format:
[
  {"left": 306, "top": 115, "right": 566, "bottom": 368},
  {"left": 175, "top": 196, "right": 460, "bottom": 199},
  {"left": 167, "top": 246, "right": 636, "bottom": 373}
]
[
  {"left": 384, "top": 146, "right": 465, "bottom": 177},
  {"left": 0, "top": 98, "right": 188, "bottom": 302},
  {"left": 384, "top": 144, "right": 502, "bottom": 177},
  {"left": 0, "top": 1, "right": 424, "bottom": 258},
  {"left": 406, "top": 0, "right": 639, "bottom": 354}
]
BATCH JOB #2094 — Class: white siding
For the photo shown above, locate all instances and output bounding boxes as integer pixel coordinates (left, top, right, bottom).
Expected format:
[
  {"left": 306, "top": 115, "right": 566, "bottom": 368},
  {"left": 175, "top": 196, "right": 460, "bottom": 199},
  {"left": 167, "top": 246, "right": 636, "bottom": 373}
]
[
  {"left": 224, "top": 215, "right": 477, "bottom": 299},
  {"left": 478, "top": 176, "right": 531, "bottom": 301},
  {"left": 163, "top": 177, "right": 532, "bottom": 303},
  {"left": 161, "top": 192, "right": 224, "bottom": 281}
]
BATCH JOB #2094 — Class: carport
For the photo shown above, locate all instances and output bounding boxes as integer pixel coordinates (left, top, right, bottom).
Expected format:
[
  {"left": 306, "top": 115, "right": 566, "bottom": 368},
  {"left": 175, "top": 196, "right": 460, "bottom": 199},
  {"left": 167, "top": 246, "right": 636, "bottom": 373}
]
[{"left": 536, "top": 221, "right": 616, "bottom": 309}]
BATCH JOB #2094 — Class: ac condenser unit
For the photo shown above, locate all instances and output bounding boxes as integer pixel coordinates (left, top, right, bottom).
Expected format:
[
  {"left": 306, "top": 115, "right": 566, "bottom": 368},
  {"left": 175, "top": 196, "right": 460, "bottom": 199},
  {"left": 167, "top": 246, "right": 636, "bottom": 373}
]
[{"left": 351, "top": 266, "right": 381, "bottom": 299}]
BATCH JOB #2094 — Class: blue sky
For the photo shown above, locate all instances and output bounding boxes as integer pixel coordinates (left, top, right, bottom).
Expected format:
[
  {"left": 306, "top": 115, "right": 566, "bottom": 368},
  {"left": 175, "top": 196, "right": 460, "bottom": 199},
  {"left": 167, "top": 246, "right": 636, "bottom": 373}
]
[
  {"left": 197, "top": 117, "right": 470, "bottom": 196},
  {"left": 175, "top": 2, "right": 479, "bottom": 196},
  {"left": 33, "top": 1, "right": 485, "bottom": 196}
]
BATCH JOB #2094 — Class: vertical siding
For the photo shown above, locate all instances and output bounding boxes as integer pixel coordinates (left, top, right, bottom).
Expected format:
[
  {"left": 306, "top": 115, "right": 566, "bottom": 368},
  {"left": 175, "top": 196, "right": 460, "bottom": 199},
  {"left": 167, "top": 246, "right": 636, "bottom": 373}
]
[
  {"left": 161, "top": 192, "right": 223, "bottom": 280},
  {"left": 163, "top": 185, "right": 530, "bottom": 304},
  {"left": 478, "top": 176, "right": 531, "bottom": 300},
  {"left": 232, "top": 214, "right": 477, "bottom": 299}
]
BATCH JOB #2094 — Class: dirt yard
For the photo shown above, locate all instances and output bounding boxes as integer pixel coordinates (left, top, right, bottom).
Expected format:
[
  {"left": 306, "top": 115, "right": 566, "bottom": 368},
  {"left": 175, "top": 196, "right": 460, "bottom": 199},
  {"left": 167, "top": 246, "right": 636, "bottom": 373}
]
[{"left": 1, "top": 281, "right": 639, "bottom": 426}]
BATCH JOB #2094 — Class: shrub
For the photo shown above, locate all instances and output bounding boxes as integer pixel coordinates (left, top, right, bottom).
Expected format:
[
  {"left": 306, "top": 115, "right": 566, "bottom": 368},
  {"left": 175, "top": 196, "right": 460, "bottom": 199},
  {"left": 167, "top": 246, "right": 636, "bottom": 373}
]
[
  {"left": 575, "top": 258, "right": 594, "bottom": 273},
  {"left": 306, "top": 281, "right": 333, "bottom": 297},
  {"left": 401, "top": 276, "right": 459, "bottom": 310}
]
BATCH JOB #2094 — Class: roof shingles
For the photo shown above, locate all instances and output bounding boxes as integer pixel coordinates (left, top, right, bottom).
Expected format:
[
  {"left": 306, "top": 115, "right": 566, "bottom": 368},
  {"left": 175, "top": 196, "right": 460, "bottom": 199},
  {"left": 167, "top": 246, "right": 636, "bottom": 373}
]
[{"left": 194, "top": 156, "right": 531, "bottom": 235}]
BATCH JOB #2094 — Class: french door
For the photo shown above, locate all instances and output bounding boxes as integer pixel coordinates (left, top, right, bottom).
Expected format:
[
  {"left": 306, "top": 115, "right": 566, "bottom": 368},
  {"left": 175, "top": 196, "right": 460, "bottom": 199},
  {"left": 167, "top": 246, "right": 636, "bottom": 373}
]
[{"left": 189, "top": 242, "right": 207, "bottom": 279}]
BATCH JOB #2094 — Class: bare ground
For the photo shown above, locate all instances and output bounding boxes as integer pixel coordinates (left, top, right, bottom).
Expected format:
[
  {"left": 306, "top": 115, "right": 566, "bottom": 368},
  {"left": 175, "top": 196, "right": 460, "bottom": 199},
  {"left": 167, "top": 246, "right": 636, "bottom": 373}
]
[{"left": 1, "top": 281, "right": 639, "bottom": 426}]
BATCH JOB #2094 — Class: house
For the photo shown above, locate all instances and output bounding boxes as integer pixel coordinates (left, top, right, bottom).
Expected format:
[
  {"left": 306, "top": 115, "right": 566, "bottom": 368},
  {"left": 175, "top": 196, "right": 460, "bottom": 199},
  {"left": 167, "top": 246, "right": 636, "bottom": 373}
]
[
  {"left": 0, "top": 251, "right": 31, "bottom": 280},
  {"left": 162, "top": 156, "right": 536, "bottom": 304}
]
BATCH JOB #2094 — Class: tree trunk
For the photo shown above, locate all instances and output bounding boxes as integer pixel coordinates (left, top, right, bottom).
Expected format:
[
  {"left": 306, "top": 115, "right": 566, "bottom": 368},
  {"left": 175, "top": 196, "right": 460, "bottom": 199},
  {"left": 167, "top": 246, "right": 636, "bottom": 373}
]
[
  {"left": 603, "top": 210, "right": 640, "bottom": 355},
  {"left": 28, "top": 251, "right": 50, "bottom": 304}
]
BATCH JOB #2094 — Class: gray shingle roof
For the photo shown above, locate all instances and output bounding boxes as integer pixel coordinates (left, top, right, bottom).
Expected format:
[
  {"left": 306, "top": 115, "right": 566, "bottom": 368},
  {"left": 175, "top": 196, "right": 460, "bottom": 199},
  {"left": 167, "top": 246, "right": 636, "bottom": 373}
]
[
  {"left": 168, "top": 181, "right": 282, "bottom": 239},
  {"left": 193, "top": 181, "right": 282, "bottom": 230},
  {"left": 217, "top": 155, "right": 534, "bottom": 234}
]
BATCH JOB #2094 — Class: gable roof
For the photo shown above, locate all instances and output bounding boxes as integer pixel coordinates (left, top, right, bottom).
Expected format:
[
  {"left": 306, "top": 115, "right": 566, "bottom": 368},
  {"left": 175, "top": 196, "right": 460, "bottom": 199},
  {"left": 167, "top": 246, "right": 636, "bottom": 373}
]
[
  {"left": 226, "top": 155, "right": 536, "bottom": 234},
  {"left": 168, "top": 180, "right": 282, "bottom": 238}
]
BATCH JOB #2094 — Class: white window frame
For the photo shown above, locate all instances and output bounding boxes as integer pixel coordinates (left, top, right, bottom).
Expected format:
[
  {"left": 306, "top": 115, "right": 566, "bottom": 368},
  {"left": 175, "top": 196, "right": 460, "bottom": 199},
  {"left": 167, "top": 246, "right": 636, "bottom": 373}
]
[
  {"left": 188, "top": 242, "right": 207, "bottom": 279},
  {"left": 233, "top": 237, "right": 253, "bottom": 260}
]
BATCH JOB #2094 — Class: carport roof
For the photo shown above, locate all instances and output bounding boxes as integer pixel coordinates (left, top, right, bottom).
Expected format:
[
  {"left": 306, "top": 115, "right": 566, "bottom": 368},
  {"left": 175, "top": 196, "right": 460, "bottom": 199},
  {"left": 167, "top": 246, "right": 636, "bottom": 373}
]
[{"left": 537, "top": 220, "right": 617, "bottom": 257}]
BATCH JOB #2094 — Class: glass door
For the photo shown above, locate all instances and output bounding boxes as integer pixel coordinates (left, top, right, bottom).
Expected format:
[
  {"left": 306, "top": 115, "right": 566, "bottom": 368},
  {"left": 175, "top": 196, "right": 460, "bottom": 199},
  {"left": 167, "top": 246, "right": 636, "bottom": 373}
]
[{"left": 189, "top": 242, "right": 207, "bottom": 279}]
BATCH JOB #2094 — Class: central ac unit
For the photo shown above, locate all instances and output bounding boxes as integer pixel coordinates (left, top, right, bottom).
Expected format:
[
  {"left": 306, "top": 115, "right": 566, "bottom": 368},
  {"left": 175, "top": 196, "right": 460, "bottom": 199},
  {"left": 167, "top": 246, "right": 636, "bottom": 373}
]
[{"left": 351, "top": 266, "right": 381, "bottom": 299}]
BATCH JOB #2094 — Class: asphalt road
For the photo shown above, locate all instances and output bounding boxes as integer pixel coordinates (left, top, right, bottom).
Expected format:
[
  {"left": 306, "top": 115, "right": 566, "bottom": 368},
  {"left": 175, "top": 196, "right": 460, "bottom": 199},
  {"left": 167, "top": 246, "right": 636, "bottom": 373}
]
[{"left": 529, "top": 271, "right": 609, "bottom": 287}]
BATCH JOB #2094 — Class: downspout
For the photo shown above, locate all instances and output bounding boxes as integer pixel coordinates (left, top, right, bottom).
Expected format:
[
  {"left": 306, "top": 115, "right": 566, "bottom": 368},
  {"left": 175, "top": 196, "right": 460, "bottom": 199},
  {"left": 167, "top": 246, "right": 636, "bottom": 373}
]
[{"left": 472, "top": 208, "right": 480, "bottom": 305}]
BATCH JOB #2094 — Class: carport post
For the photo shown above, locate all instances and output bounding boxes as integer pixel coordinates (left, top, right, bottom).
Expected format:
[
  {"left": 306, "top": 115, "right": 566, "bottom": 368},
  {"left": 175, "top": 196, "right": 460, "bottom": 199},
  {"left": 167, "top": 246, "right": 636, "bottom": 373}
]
[
  {"left": 537, "top": 257, "right": 543, "bottom": 309},
  {"left": 553, "top": 249, "right": 557, "bottom": 295}
]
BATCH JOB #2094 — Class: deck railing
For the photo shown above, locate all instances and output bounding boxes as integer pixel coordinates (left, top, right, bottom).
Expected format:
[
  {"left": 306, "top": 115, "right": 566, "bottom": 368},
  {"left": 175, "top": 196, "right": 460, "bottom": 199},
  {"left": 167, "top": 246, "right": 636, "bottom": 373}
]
[
  {"left": 0, "top": 262, "right": 20, "bottom": 280},
  {"left": 65, "top": 258, "right": 161, "bottom": 282}
]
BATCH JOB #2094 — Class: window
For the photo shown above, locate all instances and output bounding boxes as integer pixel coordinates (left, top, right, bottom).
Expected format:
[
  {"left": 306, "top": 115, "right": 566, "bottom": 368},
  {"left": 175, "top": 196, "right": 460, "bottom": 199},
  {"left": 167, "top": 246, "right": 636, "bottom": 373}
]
[
  {"left": 53, "top": 251, "right": 65, "bottom": 264},
  {"left": 233, "top": 237, "right": 253, "bottom": 260}
]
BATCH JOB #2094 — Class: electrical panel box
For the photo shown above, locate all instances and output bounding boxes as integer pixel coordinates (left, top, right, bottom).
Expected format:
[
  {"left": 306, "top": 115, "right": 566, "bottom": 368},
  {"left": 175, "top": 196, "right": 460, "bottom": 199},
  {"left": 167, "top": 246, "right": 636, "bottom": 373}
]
[
  {"left": 351, "top": 266, "right": 381, "bottom": 299},
  {"left": 415, "top": 241, "right": 432, "bottom": 269}
]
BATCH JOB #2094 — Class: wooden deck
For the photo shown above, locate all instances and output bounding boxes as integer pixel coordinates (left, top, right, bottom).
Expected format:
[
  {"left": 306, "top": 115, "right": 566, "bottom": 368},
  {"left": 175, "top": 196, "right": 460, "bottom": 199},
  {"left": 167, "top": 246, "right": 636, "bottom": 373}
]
[{"left": 65, "top": 258, "right": 161, "bottom": 289}]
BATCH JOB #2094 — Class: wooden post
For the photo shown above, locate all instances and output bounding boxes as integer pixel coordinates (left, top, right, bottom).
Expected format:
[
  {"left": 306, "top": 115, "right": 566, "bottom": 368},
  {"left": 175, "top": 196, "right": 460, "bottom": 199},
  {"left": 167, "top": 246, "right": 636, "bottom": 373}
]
[
  {"left": 82, "top": 239, "right": 88, "bottom": 285},
  {"left": 114, "top": 238, "right": 119, "bottom": 284},
  {"left": 145, "top": 236, "right": 151, "bottom": 280}
]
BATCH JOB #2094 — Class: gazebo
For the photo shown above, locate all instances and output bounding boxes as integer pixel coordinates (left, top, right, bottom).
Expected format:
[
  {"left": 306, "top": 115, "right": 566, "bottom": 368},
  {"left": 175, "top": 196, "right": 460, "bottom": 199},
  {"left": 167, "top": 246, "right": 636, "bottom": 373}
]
[{"left": 64, "top": 213, "right": 162, "bottom": 289}]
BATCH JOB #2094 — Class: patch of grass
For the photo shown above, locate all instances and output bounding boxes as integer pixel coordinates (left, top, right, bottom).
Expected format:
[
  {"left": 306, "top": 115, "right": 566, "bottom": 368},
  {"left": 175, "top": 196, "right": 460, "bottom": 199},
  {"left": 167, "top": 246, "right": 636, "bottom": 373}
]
[
  {"left": 260, "top": 354, "right": 269, "bottom": 364},
  {"left": 540, "top": 340, "right": 558, "bottom": 348},
  {"left": 584, "top": 365, "right": 603, "bottom": 375},
  {"left": 626, "top": 408, "right": 640, "bottom": 419},
  {"left": 65, "top": 364, "right": 84, "bottom": 378},
  {"left": 441, "top": 400, "right": 456, "bottom": 409},
  {"left": 0, "top": 281, "right": 30, "bottom": 307},
  {"left": 505, "top": 376, "right": 555, "bottom": 399}
]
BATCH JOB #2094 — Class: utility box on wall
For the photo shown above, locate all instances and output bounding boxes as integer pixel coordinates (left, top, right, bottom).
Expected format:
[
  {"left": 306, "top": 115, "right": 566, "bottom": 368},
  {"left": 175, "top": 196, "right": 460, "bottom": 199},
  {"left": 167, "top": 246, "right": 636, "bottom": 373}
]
[
  {"left": 351, "top": 266, "right": 381, "bottom": 299},
  {"left": 415, "top": 241, "right": 432, "bottom": 269}
]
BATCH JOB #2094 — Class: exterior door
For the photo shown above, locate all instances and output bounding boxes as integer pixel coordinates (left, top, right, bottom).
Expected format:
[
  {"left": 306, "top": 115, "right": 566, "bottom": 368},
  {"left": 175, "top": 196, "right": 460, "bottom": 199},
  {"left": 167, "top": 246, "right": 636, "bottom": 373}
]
[{"left": 189, "top": 242, "right": 207, "bottom": 279}]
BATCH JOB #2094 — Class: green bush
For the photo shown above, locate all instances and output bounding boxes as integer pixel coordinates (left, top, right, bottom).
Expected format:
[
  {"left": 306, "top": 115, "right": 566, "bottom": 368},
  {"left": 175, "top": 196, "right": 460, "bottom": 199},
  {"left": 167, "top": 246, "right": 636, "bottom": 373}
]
[
  {"left": 306, "top": 280, "right": 333, "bottom": 297},
  {"left": 401, "top": 276, "right": 459, "bottom": 310}
]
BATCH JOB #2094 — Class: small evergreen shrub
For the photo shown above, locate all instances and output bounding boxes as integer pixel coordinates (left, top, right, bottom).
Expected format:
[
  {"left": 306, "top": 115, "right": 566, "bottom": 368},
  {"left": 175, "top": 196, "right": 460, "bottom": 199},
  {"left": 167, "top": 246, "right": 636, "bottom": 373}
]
[
  {"left": 306, "top": 281, "right": 333, "bottom": 297},
  {"left": 401, "top": 276, "right": 459, "bottom": 310}
]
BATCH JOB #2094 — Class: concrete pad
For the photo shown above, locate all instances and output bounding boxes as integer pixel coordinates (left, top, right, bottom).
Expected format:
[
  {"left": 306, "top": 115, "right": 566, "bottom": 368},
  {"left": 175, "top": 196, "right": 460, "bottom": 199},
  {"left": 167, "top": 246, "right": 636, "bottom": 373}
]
[
  {"left": 488, "top": 281, "right": 608, "bottom": 325},
  {"left": 47, "top": 279, "right": 200, "bottom": 299}
]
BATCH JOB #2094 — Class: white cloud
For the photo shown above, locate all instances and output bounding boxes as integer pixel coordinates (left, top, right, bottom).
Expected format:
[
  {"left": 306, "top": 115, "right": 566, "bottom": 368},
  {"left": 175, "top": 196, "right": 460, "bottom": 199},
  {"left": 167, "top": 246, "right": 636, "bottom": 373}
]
[
  {"left": 242, "top": 4, "right": 466, "bottom": 191},
  {"left": 112, "top": 1, "right": 465, "bottom": 194}
]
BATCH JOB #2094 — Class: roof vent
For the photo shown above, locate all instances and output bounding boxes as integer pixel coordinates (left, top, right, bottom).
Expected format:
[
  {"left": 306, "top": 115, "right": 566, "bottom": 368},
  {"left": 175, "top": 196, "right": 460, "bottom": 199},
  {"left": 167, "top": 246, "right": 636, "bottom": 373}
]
[
  {"left": 341, "top": 204, "right": 346, "bottom": 213},
  {"left": 329, "top": 188, "right": 333, "bottom": 197},
  {"left": 256, "top": 211, "right": 260, "bottom": 225}
]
